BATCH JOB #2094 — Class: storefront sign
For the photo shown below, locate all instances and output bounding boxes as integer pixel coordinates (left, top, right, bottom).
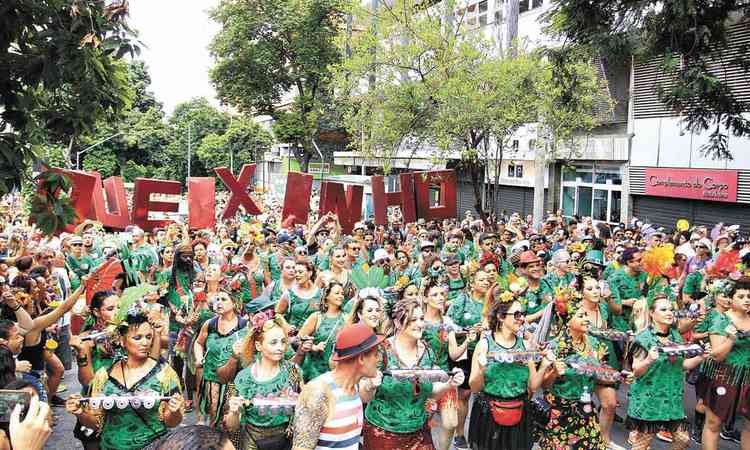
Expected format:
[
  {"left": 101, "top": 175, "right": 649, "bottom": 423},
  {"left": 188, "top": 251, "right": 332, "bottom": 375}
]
[{"left": 645, "top": 168, "right": 738, "bottom": 203}]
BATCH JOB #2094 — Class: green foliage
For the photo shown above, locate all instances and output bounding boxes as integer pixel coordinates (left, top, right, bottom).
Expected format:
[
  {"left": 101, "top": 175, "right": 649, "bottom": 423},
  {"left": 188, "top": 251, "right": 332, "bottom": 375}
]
[
  {"left": 209, "top": 0, "right": 347, "bottom": 172},
  {"left": 544, "top": 0, "right": 750, "bottom": 159},
  {"left": 334, "top": 0, "right": 607, "bottom": 219},
  {"left": 30, "top": 171, "right": 79, "bottom": 235},
  {"left": 196, "top": 118, "right": 273, "bottom": 173},
  {"left": 82, "top": 147, "right": 119, "bottom": 178},
  {"left": 120, "top": 160, "right": 150, "bottom": 182}
]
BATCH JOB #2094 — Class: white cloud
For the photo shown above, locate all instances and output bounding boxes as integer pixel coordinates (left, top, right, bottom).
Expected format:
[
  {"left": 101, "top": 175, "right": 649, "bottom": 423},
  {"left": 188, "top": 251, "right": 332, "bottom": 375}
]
[{"left": 127, "top": 0, "right": 221, "bottom": 114}]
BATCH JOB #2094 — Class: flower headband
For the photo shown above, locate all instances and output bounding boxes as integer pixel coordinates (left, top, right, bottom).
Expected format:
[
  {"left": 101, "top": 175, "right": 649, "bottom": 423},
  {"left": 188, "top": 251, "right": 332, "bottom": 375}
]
[{"left": 251, "top": 310, "right": 285, "bottom": 337}]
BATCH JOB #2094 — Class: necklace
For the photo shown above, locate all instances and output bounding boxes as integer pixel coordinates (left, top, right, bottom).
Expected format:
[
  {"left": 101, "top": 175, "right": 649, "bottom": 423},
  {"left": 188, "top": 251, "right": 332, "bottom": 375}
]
[{"left": 655, "top": 329, "right": 670, "bottom": 338}]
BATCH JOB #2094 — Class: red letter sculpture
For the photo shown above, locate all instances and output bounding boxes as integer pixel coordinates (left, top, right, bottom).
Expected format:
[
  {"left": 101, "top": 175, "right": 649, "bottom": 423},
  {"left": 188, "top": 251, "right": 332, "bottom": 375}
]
[
  {"left": 281, "top": 171, "right": 313, "bottom": 225},
  {"left": 214, "top": 164, "right": 261, "bottom": 219},
  {"left": 132, "top": 178, "right": 182, "bottom": 231},
  {"left": 318, "top": 182, "right": 363, "bottom": 234},
  {"left": 91, "top": 174, "right": 130, "bottom": 230},
  {"left": 413, "top": 170, "right": 457, "bottom": 221},
  {"left": 371, "top": 173, "right": 417, "bottom": 225},
  {"left": 187, "top": 177, "right": 216, "bottom": 230}
]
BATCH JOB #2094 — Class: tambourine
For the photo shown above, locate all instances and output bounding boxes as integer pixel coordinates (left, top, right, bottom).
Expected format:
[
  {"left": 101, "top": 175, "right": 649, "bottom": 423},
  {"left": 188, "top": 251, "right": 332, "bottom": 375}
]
[
  {"left": 588, "top": 328, "right": 633, "bottom": 342},
  {"left": 567, "top": 357, "right": 624, "bottom": 384},
  {"left": 250, "top": 392, "right": 300, "bottom": 416},
  {"left": 80, "top": 394, "right": 171, "bottom": 410},
  {"left": 384, "top": 367, "right": 452, "bottom": 383},
  {"left": 487, "top": 350, "right": 544, "bottom": 363},
  {"left": 657, "top": 343, "right": 705, "bottom": 358}
]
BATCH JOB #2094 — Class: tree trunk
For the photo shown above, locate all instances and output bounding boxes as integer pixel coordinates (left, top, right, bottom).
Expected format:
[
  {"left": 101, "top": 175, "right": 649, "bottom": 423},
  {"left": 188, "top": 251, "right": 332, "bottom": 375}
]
[{"left": 467, "top": 159, "right": 487, "bottom": 225}]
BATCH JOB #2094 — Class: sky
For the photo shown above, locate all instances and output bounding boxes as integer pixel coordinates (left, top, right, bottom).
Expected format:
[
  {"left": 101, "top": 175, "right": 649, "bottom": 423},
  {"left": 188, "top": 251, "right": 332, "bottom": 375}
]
[{"left": 128, "top": 0, "right": 221, "bottom": 114}]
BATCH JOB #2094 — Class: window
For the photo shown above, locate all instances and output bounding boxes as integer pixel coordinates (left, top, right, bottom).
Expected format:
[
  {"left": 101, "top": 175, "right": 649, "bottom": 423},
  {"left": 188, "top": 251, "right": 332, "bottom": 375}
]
[
  {"left": 458, "top": 1, "right": 489, "bottom": 28},
  {"left": 560, "top": 164, "right": 623, "bottom": 224},
  {"left": 519, "top": 0, "right": 544, "bottom": 13},
  {"left": 512, "top": 139, "right": 519, "bottom": 151},
  {"left": 507, "top": 163, "right": 523, "bottom": 178}
]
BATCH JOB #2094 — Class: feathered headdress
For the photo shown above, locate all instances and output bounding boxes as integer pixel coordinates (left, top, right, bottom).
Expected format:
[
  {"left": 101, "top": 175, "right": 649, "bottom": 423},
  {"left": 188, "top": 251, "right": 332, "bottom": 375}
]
[
  {"left": 705, "top": 249, "right": 742, "bottom": 279},
  {"left": 350, "top": 264, "right": 389, "bottom": 290},
  {"left": 641, "top": 244, "right": 675, "bottom": 278}
]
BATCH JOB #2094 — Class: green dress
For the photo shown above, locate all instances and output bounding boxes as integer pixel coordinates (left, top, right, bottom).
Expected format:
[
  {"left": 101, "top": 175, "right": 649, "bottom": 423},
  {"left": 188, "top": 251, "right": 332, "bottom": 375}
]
[
  {"left": 283, "top": 288, "right": 322, "bottom": 330},
  {"left": 364, "top": 340, "right": 436, "bottom": 434},
  {"left": 300, "top": 312, "right": 344, "bottom": 382},
  {"left": 201, "top": 317, "right": 249, "bottom": 426},
  {"left": 234, "top": 360, "right": 302, "bottom": 428},
  {"left": 446, "top": 292, "right": 484, "bottom": 353},
  {"left": 483, "top": 335, "right": 529, "bottom": 398},
  {"left": 626, "top": 328, "right": 687, "bottom": 429},
  {"left": 89, "top": 359, "right": 182, "bottom": 450},
  {"left": 422, "top": 319, "right": 452, "bottom": 371},
  {"left": 539, "top": 334, "right": 606, "bottom": 450}
]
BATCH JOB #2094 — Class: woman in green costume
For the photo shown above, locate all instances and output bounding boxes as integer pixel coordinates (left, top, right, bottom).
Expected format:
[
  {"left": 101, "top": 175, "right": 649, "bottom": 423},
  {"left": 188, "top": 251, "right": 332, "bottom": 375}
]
[
  {"left": 66, "top": 307, "right": 185, "bottom": 450},
  {"left": 317, "top": 247, "right": 355, "bottom": 311},
  {"left": 445, "top": 269, "right": 488, "bottom": 450},
  {"left": 275, "top": 259, "right": 321, "bottom": 331},
  {"left": 577, "top": 274, "right": 619, "bottom": 447},
  {"left": 626, "top": 295, "right": 707, "bottom": 450},
  {"left": 297, "top": 280, "right": 346, "bottom": 382},
  {"left": 193, "top": 289, "right": 248, "bottom": 427},
  {"left": 359, "top": 297, "right": 464, "bottom": 450},
  {"left": 267, "top": 257, "right": 296, "bottom": 306},
  {"left": 699, "top": 277, "right": 750, "bottom": 449},
  {"left": 539, "top": 302, "right": 607, "bottom": 450},
  {"left": 421, "top": 279, "right": 462, "bottom": 450},
  {"left": 225, "top": 312, "right": 302, "bottom": 450},
  {"left": 469, "top": 295, "right": 549, "bottom": 450},
  {"left": 235, "top": 237, "right": 271, "bottom": 304}
]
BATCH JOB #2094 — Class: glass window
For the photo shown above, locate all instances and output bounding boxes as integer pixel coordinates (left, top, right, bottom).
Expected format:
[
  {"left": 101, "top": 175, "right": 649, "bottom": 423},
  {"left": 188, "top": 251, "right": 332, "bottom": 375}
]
[
  {"left": 479, "top": 1, "right": 488, "bottom": 13},
  {"left": 519, "top": 0, "right": 529, "bottom": 13},
  {"left": 577, "top": 186, "right": 592, "bottom": 217},
  {"left": 532, "top": 0, "right": 543, "bottom": 8},
  {"left": 507, "top": 164, "right": 515, "bottom": 177},
  {"left": 593, "top": 189, "right": 608, "bottom": 222},
  {"left": 595, "top": 172, "right": 608, "bottom": 184},
  {"left": 579, "top": 171, "right": 593, "bottom": 183},
  {"left": 610, "top": 190, "right": 622, "bottom": 223},
  {"left": 562, "top": 187, "right": 575, "bottom": 217},
  {"left": 609, "top": 172, "right": 622, "bottom": 185},
  {"left": 562, "top": 167, "right": 576, "bottom": 182},
  {"left": 515, "top": 165, "right": 523, "bottom": 178}
]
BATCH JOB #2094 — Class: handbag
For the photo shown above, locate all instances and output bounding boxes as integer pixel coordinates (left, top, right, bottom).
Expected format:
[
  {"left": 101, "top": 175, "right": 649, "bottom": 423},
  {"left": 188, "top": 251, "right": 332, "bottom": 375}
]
[
  {"left": 529, "top": 396, "right": 551, "bottom": 428},
  {"left": 488, "top": 399, "right": 524, "bottom": 427}
]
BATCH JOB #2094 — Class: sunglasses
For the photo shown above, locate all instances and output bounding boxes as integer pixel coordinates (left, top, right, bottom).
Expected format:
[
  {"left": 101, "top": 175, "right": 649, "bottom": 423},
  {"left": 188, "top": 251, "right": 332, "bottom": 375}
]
[
  {"left": 70, "top": 243, "right": 83, "bottom": 247},
  {"left": 501, "top": 311, "right": 527, "bottom": 320}
]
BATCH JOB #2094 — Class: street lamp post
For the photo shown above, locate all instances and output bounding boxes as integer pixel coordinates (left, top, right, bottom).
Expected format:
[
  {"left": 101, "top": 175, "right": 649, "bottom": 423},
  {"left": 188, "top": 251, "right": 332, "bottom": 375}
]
[{"left": 76, "top": 132, "right": 123, "bottom": 170}]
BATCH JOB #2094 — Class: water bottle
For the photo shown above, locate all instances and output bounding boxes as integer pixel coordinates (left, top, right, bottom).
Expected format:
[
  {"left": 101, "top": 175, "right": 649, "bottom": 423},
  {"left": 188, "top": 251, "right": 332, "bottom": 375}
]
[{"left": 580, "top": 386, "right": 592, "bottom": 414}]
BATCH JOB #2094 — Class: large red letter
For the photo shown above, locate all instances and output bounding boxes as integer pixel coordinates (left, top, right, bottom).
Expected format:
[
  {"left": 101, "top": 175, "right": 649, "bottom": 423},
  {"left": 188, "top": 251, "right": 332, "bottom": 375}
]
[
  {"left": 371, "top": 173, "right": 417, "bottom": 225},
  {"left": 132, "top": 178, "right": 182, "bottom": 231},
  {"left": 41, "top": 169, "right": 98, "bottom": 233},
  {"left": 91, "top": 174, "right": 130, "bottom": 230},
  {"left": 281, "top": 171, "right": 313, "bottom": 225},
  {"left": 318, "top": 182, "right": 363, "bottom": 234},
  {"left": 414, "top": 170, "right": 457, "bottom": 221},
  {"left": 214, "top": 164, "right": 261, "bottom": 219},
  {"left": 188, "top": 177, "right": 216, "bottom": 230}
]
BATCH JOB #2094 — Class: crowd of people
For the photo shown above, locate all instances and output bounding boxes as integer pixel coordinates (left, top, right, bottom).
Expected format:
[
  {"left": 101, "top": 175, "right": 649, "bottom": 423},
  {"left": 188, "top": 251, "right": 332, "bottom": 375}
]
[{"left": 0, "top": 191, "right": 747, "bottom": 450}]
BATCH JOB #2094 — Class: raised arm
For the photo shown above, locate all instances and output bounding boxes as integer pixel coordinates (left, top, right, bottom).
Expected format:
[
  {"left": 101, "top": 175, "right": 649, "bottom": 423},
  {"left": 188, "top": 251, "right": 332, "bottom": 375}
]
[{"left": 31, "top": 279, "right": 87, "bottom": 332}]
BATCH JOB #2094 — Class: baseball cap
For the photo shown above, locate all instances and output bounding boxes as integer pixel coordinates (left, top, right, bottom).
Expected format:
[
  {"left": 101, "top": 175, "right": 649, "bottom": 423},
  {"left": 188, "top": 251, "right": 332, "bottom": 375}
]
[{"left": 373, "top": 249, "right": 389, "bottom": 262}]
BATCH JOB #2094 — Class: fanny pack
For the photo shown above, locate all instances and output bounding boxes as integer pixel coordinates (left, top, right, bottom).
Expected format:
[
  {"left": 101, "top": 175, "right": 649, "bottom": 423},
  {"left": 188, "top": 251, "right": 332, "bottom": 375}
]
[{"left": 489, "top": 399, "right": 524, "bottom": 427}]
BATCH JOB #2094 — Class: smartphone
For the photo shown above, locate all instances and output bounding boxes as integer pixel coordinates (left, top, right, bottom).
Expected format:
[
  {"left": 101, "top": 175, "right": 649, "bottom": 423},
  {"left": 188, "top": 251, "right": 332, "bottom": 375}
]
[{"left": 0, "top": 390, "right": 30, "bottom": 423}]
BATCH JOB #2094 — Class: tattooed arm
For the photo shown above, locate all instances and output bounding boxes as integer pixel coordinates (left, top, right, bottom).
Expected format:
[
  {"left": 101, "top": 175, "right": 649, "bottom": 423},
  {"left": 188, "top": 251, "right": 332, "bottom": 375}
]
[{"left": 292, "top": 379, "right": 332, "bottom": 450}]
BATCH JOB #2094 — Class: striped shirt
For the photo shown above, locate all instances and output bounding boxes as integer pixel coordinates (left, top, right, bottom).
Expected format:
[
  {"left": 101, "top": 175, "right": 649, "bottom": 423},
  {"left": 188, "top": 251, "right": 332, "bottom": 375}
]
[{"left": 315, "top": 372, "right": 363, "bottom": 450}]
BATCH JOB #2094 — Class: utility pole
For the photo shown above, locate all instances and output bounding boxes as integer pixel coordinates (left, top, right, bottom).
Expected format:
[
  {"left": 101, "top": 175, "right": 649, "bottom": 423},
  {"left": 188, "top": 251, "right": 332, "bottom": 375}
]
[{"left": 187, "top": 122, "right": 192, "bottom": 179}]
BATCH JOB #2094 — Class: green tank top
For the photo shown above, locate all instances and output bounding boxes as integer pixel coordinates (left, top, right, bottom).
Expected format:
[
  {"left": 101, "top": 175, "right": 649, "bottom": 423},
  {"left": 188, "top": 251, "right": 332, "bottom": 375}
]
[
  {"left": 301, "top": 313, "right": 344, "bottom": 382},
  {"left": 364, "top": 341, "right": 436, "bottom": 433},
  {"left": 422, "top": 319, "right": 450, "bottom": 370},
  {"left": 266, "top": 255, "right": 281, "bottom": 282},
  {"left": 709, "top": 313, "right": 750, "bottom": 369},
  {"left": 234, "top": 360, "right": 302, "bottom": 428},
  {"left": 285, "top": 288, "right": 322, "bottom": 330},
  {"left": 626, "top": 328, "right": 686, "bottom": 421},
  {"left": 483, "top": 335, "right": 529, "bottom": 398},
  {"left": 548, "top": 335, "right": 601, "bottom": 401},
  {"left": 203, "top": 317, "right": 248, "bottom": 382}
]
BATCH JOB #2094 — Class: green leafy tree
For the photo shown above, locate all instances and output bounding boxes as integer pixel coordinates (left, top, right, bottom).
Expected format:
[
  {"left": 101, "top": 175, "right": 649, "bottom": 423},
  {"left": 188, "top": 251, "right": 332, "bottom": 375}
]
[
  {"left": 156, "top": 97, "right": 229, "bottom": 182},
  {"left": 545, "top": 0, "right": 750, "bottom": 159},
  {"left": 1, "top": 0, "right": 139, "bottom": 233},
  {"left": 208, "top": 0, "right": 346, "bottom": 172},
  {"left": 196, "top": 118, "right": 274, "bottom": 173},
  {"left": 334, "top": 0, "right": 607, "bottom": 222}
]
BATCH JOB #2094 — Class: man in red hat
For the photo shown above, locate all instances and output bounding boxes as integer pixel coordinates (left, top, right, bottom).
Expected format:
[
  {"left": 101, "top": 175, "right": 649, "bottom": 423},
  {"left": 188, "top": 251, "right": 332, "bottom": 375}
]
[
  {"left": 516, "top": 250, "right": 550, "bottom": 322},
  {"left": 292, "top": 323, "right": 385, "bottom": 450}
]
